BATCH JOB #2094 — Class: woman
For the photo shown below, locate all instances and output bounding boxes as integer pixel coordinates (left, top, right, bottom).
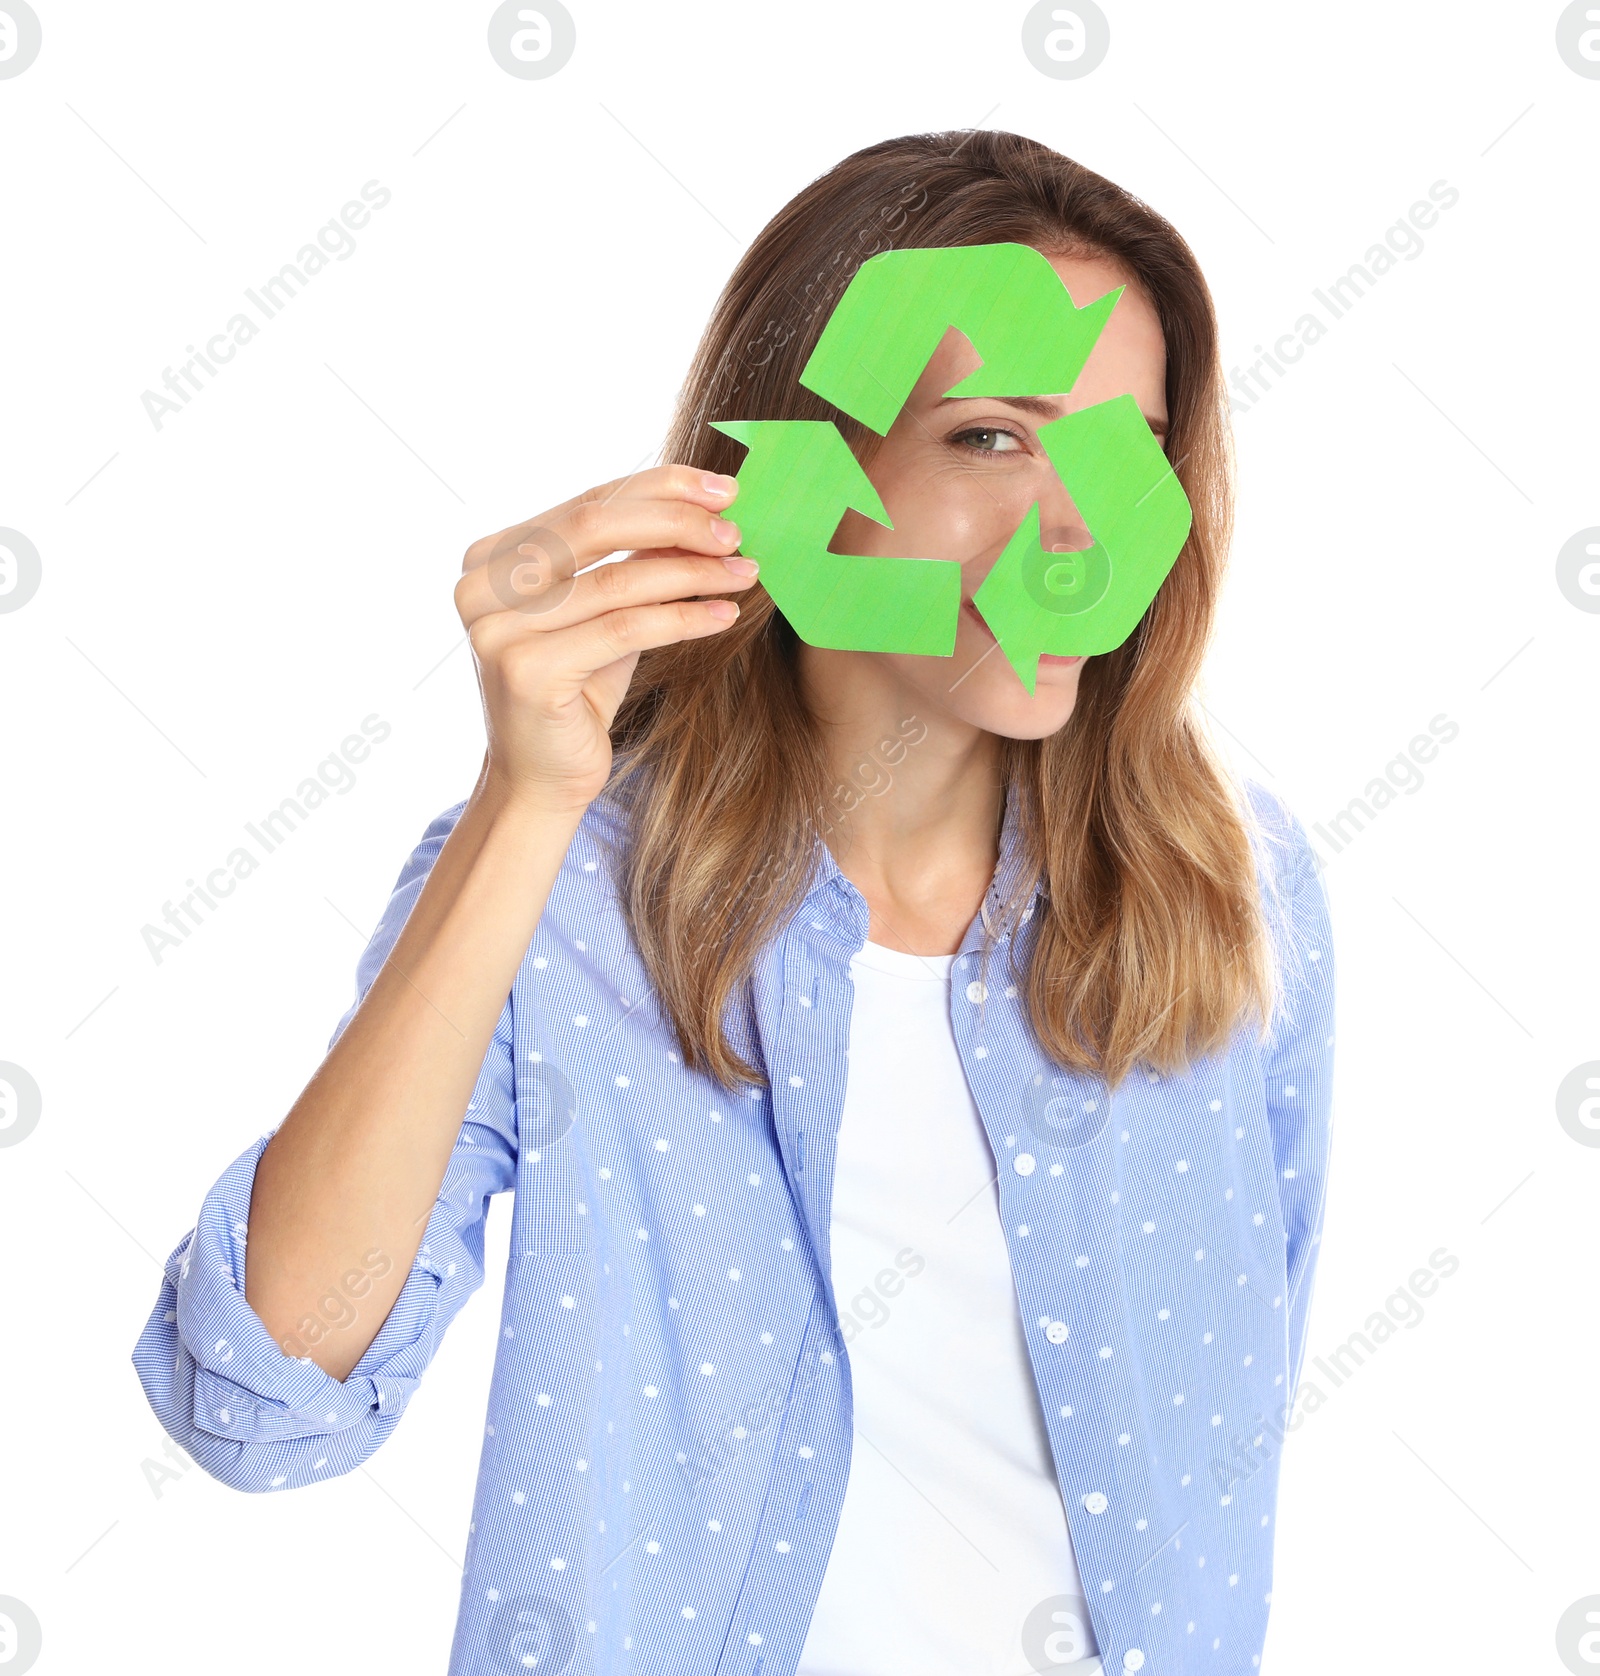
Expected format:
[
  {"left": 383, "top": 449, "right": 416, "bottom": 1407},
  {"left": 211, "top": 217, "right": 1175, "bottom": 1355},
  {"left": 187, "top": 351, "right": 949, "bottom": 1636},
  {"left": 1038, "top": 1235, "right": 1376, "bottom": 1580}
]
[{"left": 134, "top": 130, "right": 1334, "bottom": 1676}]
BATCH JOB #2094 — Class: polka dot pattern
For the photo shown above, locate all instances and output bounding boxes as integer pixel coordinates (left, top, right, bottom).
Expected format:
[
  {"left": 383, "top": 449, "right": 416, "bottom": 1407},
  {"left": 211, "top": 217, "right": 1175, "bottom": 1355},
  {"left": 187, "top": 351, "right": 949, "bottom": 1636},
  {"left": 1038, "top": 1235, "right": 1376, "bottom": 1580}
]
[{"left": 130, "top": 777, "right": 1332, "bottom": 1674}]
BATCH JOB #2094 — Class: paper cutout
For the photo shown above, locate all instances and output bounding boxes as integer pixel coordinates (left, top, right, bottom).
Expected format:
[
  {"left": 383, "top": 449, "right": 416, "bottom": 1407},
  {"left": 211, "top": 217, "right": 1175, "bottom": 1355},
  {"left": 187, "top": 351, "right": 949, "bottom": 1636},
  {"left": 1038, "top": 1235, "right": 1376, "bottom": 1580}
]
[
  {"left": 973, "top": 394, "right": 1193, "bottom": 693},
  {"left": 711, "top": 242, "right": 1192, "bottom": 685},
  {"left": 799, "top": 243, "right": 1122, "bottom": 437},
  {"left": 709, "top": 420, "right": 961, "bottom": 655}
]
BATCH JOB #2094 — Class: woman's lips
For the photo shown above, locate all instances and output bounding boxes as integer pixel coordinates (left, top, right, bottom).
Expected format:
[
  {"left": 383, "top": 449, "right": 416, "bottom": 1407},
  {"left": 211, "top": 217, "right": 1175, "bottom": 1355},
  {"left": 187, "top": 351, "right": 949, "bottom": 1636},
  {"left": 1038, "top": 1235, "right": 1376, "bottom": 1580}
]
[{"left": 961, "top": 599, "right": 1085, "bottom": 667}]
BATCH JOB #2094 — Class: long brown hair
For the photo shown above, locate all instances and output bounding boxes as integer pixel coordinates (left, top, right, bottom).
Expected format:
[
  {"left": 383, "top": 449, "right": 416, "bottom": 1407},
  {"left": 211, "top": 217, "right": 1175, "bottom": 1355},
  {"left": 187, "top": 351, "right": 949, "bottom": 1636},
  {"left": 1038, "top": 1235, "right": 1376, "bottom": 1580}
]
[{"left": 607, "top": 128, "right": 1286, "bottom": 1093}]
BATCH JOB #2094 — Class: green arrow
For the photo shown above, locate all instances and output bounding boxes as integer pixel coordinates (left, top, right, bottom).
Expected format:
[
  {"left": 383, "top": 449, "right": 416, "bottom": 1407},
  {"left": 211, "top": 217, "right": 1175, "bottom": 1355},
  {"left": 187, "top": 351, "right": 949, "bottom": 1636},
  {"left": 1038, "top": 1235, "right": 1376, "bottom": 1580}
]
[
  {"left": 712, "top": 419, "right": 962, "bottom": 655},
  {"left": 710, "top": 242, "right": 1187, "bottom": 668},
  {"left": 799, "top": 243, "right": 1123, "bottom": 436},
  {"left": 972, "top": 395, "right": 1193, "bottom": 693}
]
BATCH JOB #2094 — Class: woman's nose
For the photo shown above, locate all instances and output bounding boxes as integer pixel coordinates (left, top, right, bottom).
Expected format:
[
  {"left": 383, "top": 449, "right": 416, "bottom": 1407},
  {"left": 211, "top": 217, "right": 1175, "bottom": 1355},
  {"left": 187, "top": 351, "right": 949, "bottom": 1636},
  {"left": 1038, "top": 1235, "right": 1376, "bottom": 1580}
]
[{"left": 1034, "top": 465, "right": 1092, "bottom": 553}]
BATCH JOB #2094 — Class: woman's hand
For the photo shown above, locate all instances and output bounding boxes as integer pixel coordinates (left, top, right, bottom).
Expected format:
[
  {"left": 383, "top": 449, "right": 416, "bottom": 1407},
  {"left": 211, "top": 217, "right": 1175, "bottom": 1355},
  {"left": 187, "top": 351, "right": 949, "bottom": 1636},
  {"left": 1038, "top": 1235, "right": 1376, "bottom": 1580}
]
[{"left": 455, "top": 465, "right": 755, "bottom": 813}]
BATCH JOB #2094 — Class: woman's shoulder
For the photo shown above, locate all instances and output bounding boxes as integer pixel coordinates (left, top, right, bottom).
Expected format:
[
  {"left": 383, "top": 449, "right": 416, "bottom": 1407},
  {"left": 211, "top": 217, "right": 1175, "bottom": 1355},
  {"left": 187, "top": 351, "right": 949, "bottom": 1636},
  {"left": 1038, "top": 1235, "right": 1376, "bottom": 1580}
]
[
  {"left": 1237, "top": 776, "right": 1334, "bottom": 1031},
  {"left": 1238, "top": 775, "right": 1324, "bottom": 924}
]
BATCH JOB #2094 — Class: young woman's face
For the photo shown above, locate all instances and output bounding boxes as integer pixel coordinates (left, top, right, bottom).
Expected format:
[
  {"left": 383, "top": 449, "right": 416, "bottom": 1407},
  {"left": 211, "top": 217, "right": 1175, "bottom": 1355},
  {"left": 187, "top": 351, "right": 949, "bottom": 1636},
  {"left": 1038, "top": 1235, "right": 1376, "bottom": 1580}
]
[{"left": 830, "top": 251, "right": 1170, "bottom": 740}]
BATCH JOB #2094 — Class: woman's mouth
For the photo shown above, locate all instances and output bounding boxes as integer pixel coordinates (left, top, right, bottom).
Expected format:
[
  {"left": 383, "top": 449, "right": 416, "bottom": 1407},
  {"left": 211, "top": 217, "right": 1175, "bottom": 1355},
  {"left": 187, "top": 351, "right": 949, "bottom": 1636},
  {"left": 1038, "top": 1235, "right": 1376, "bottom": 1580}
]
[{"left": 961, "top": 599, "right": 1085, "bottom": 668}]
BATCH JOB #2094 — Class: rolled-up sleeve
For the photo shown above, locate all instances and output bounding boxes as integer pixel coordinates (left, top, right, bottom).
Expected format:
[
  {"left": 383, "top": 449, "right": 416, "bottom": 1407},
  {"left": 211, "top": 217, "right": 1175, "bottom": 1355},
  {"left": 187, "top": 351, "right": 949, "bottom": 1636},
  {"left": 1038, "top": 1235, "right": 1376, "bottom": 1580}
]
[
  {"left": 1258, "top": 803, "right": 1337, "bottom": 1409},
  {"left": 130, "top": 800, "right": 519, "bottom": 1492}
]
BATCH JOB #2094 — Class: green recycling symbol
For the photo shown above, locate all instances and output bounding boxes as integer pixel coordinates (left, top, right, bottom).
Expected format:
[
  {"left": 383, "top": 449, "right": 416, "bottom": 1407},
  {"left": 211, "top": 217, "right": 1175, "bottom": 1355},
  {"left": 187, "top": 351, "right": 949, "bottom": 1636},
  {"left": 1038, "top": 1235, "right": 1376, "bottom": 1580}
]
[{"left": 712, "top": 242, "right": 1192, "bottom": 693}]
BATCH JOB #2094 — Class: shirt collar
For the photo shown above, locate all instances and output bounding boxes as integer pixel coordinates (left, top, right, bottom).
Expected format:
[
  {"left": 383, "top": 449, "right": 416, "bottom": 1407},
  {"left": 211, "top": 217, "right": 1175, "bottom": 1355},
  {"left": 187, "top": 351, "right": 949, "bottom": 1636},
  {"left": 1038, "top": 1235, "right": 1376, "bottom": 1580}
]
[{"left": 798, "top": 777, "right": 1042, "bottom": 949}]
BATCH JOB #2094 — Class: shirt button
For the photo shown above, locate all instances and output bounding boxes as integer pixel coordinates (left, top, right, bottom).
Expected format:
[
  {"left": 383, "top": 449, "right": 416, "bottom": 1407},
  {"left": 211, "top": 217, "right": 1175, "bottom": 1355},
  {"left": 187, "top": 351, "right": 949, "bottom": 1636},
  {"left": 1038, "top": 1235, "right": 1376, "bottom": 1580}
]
[
  {"left": 1045, "top": 1320, "right": 1069, "bottom": 1344},
  {"left": 1123, "top": 1653, "right": 1146, "bottom": 1672},
  {"left": 1013, "top": 1152, "right": 1036, "bottom": 1176},
  {"left": 1082, "top": 1491, "right": 1108, "bottom": 1514},
  {"left": 965, "top": 980, "right": 987, "bottom": 1003}
]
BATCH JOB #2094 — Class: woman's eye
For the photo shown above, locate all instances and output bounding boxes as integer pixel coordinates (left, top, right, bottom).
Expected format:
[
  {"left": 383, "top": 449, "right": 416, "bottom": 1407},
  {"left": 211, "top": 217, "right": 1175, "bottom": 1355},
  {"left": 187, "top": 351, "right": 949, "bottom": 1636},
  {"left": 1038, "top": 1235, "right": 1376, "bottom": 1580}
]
[{"left": 951, "top": 426, "right": 1024, "bottom": 454}]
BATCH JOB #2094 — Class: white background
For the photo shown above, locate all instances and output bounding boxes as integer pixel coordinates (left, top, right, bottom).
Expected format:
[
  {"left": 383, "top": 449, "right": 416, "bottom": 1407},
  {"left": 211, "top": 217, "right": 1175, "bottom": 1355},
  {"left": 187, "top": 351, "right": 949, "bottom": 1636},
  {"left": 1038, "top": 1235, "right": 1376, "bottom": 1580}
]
[{"left": 1, "top": 2, "right": 1595, "bottom": 1671}]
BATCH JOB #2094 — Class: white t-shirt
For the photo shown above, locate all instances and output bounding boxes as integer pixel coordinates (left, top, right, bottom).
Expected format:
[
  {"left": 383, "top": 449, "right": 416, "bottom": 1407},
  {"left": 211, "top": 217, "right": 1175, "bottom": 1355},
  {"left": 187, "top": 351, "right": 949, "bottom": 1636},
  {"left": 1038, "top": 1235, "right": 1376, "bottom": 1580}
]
[{"left": 795, "top": 939, "right": 1101, "bottom": 1676}]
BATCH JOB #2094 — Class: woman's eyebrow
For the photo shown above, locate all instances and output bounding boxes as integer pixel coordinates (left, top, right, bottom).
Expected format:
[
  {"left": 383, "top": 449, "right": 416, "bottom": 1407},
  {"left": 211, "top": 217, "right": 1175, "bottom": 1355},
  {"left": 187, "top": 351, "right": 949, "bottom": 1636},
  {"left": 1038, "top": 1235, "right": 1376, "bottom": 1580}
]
[
  {"left": 931, "top": 393, "right": 1062, "bottom": 419},
  {"left": 932, "top": 393, "right": 1169, "bottom": 437}
]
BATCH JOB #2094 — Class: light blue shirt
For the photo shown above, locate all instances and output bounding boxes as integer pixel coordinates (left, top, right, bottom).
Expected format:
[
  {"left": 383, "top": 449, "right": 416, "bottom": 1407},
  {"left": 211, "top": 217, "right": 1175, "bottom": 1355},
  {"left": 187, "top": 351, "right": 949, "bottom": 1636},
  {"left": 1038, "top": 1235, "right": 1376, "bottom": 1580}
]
[{"left": 132, "top": 777, "right": 1335, "bottom": 1675}]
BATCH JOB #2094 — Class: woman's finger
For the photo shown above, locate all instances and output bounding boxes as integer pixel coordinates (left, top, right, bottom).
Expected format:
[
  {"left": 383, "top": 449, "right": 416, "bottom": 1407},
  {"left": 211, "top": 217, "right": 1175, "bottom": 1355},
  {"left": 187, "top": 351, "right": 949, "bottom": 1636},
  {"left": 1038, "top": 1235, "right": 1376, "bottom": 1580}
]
[
  {"left": 461, "top": 550, "right": 757, "bottom": 653},
  {"left": 456, "top": 542, "right": 755, "bottom": 635},
  {"left": 460, "top": 465, "right": 739, "bottom": 574}
]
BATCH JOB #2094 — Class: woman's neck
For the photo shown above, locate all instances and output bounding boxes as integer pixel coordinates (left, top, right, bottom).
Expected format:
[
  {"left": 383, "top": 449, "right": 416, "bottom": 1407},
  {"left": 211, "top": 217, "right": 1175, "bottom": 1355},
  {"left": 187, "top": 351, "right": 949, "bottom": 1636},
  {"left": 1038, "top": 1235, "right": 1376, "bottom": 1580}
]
[{"left": 800, "top": 647, "right": 1006, "bottom": 958}]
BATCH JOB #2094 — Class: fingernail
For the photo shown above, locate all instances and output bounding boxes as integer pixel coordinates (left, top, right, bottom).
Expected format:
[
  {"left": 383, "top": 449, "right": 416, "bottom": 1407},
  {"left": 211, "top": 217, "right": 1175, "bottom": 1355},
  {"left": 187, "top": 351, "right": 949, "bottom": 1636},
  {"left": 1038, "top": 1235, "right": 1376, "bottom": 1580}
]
[
  {"left": 722, "top": 556, "right": 758, "bottom": 575},
  {"left": 710, "top": 517, "right": 740, "bottom": 544},
  {"left": 707, "top": 599, "right": 739, "bottom": 620},
  {"left": 702, "top": 472, "right": 739, "bottom": 498}
]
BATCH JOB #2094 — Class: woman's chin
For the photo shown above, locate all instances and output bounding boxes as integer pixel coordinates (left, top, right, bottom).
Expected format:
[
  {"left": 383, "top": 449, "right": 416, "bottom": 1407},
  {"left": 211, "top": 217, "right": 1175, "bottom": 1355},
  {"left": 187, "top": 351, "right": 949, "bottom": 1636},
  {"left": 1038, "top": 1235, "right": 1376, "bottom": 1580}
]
[
  {"left": 934, "top": 609, "right": 1085, "bottom": 737},
  {"left": 968, "top": 684, "right": 1081, "bottom": 739},
  {"left": 930, "top": 652, "right": 1083, "bottom": 738}
]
